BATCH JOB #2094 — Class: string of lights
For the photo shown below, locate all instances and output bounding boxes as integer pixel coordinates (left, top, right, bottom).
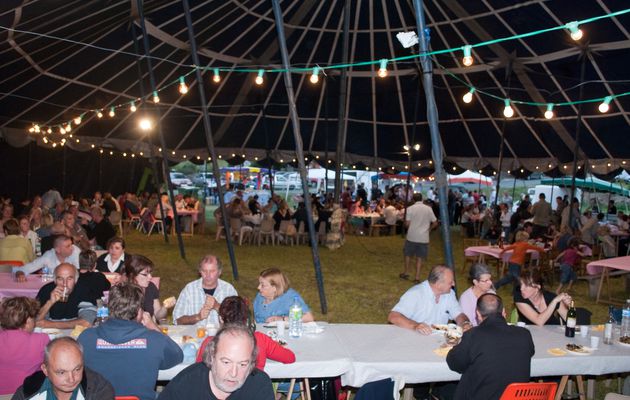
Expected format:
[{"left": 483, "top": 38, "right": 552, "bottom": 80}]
[{"left": 20, "top": 7, "right": 630, "bottom": 145}]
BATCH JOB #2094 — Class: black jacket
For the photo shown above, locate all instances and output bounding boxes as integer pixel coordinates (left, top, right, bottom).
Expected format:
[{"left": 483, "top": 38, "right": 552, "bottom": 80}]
[
  {"left": 446, "top": 315, "right": 535, "bottom": 400},
  {"left": 12, "top": 367, "right": 114, "bottom": 400}
]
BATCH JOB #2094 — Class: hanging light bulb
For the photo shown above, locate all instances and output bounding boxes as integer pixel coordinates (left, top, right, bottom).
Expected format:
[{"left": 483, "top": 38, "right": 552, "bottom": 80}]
[
  {"left": 28, "top": 127, "right": 34, "bottom": 133},
  {"left": 47, "top": 128, "right": 52, "bottom": 134},
  {"left": 139, "top": 118, "right": 152, "bottom": 131},
  {"left": 566, "top": 21, "right": 583, "bottom": 41},
  {"left": 65, "top": 123, "right": 71, "bottom": 132},
  {"left": 503, "top": 99, "right": 514, "bottom": 118},
  {"left": 255, "top": 69, "right": 264, "bottom": 85},
  {"left": 130, "top": 101, "right": 137, "bottom": 112},
  {"left": 544, "top": 103, "right": 554, "bottom": 119},
  {"left": 212, "top": 68, "right": 221, "bottom": 83},
  {"left": 462, "top": 45, "right": 473, "bottom": 67},
  {"left": 97, "top": 110, "right": 103, "bottom": 118},
  {"left": 59, "top": 126, "right": 66, "bottom": 134},
  {"left": 43, "top": 137, "right": 48, "bottom": 144},
  {"left": 178, "top": 76, "right": 188, "bottom": 94},
  {"left": 34, "top": 124, "right": 40, "bottom": 133},
  {"left": 598, "top": 96, "right": 612, "bottom": 113},
  {"left": 152, "top": 91, "right": 160, "bottom": 103},
  {"left": 52, "top": 142, "right": 57, "bottom": 148},
  {"left": 310, "top": 66, "right": 320, "bottom": 84},
  {"left": 73, "top": 116, "right": 82, "bottom": 125},
  {"left": 108, "top": 107, "right": 115, "bottom": 117},
  {"left": 462, "top": 88, "right": 475, "bottom": 104},
  {"left": 377, "top": 59, "right": 388, "bottom": 78}
]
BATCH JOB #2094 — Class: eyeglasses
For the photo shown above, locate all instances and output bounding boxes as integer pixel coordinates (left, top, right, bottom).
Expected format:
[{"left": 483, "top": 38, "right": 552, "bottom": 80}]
[{"left": 478, "top": 279, "right": 493, "bottom": 284}]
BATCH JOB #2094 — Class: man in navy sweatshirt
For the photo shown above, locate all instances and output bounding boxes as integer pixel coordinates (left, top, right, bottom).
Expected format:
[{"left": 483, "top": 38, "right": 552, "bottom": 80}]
[{"left": 78, "top": 282, "right": 183, "bottom": 400}]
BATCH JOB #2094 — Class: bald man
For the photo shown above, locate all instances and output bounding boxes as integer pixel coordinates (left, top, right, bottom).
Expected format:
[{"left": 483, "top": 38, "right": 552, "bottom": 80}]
[
  {"left": 35, "top": 263, "right": 94, "bottom": 329},
  {"left": 12, "top": 337, "right": 113, "bottom": 400}
]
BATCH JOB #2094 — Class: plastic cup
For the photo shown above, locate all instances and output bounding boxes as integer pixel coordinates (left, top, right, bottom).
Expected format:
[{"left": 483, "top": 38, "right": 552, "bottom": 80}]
[
  {"left": 196, "top": 326, "right": 207, "bottom": 338},
  {"left": 590, "top": 336, "right": 599, "bottom": 349},
  {"left": 276, "top": 320, "right": 286, "bottom": 337},
  {"left": 580, "top": 326, "right": 589, "bottom": 338},
  {"left": 58, "top": 286, "right": 69, "bottom": 303}
]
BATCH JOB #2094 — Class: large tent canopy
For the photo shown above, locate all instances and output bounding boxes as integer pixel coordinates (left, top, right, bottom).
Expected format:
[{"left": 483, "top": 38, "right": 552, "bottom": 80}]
[{"left": 1, "top": 0, "right": 630, "bottom": 181}]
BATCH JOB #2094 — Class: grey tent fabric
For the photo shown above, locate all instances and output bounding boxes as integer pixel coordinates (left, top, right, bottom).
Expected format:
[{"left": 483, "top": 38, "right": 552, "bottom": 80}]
[{"left": 0, "top": 0, "right": 629, "bottom": 176}]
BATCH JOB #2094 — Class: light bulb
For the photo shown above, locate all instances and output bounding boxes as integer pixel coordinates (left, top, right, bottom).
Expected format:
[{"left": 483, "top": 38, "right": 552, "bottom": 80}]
[
  {"left": 43, "top": 137, "right": 48, "bottom": 144},
  {"left": 599, "top": 96, "right": 612, "bottom": 113},
  {"left": 52, "top": 142, "right": 57, "bottom": 148},
  {"left": 29, "top": 127, "right": 34, "bottom": 133},
  {"left": 212, "top": 68, "right": 221, "bottom": 83},
  {"left": 60, "top": 127, "right": 66, "bottom": 134},
  {"left": 463, "top": 88, "right": 475, "bottom": 104},
  {"left": 178, "top": 77, "right": 188, "bottom": 94},
  {"left": 544, "top": 104, "right": 554, "bottom": 119},
  {"left": 567, "top": 22, "right": 583, "bottom": 41},
  {"left": 462, "top": 45, "right": 473, "bottom": 67},
  {"left": 152, "top": 91, "right": 160, "bottom": 103},
  {"left": 255, "top": 69, "right": 264, "bottom": 85},
  {"left": 108, "top": 107, "right": 115, "bottom": 117},
  {"left": 73, "top": 116, "right": 82, "bottom": 125},
  {"left": 570, "top": 29, "right": 583, "bottom": 41},
  {"left": 310, "top": 66, "right": 320, "bottom": 84},
  {"left": 377, "top": 59, "right": 388, "bottom": 78},
  {"left": 503, "top": 99, "right": 514, "bottom": 118},
  {"left": 65, "top": 124, "right": 71, "bottom": 132},
  {"left": 97, "top": 111, "right": 103, "bottom": 118},
  {"left": 47, "top": 128, "right": 52, "bottom": 133},
  {"left": 130, "top": 102, "right": 137, "bottom": 112},
  {"left": 139, "top": 118, "right": 152, "bottom": 131}
]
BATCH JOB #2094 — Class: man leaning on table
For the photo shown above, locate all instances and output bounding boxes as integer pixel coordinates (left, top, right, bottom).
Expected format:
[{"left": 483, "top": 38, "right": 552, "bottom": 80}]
[
  {"left": 446, "top": 293, "right": 535, "bottom": 400},
  {"left": 388, "top": 265, "right": 472, "bottom": 334},
  {"left": 14, "top": 234, "right": 80, "bottom": 282},
  {"left": 172, "top": 255, "right": 237, "bottom": 326}
]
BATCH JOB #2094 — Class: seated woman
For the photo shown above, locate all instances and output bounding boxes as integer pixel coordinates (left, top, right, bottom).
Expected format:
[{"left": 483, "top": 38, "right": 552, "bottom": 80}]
[
  {"left": 273, "top": 201, "right": 293, "bottom": 231},
  {"left": 514, "top": 269, "right": 571, "bottom": 326},
  {"left": 95, "top": 236, "right": 127, "bottom": 274},
  {"left": 254, "top": 267, "right": 314, "bottom": 324},
  {"left": 125, "top": 254, "right": 174, "bottom": 320},
  {"left": 18, "top": 214, "right": 39, "bottom": 256},
  {"left": 196, "top": 296, "right": 295, "bottom": 369},
  {"left": 459, "top": 263, "right": 495, "bottom": 326},
  {"left": 0, "top": 218, "right": 35, "bottom": 264},
  {"left": 0, "top": 296, "right": 50, "bottom": 395}
]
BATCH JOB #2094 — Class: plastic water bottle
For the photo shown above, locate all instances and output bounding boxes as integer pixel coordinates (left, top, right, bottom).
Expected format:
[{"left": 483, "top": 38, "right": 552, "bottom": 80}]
[
  {"left": 288, "top": 297, "right": 303, "bottom": 338},
  {"left": 41, "top": 265, "right": 50, "bottom": 282},
  {"left": 94, "top": 299, "right": 109, "bottom": 326},
  {"left": 621, "top": 299, "right": 630, "bottom": 339}
]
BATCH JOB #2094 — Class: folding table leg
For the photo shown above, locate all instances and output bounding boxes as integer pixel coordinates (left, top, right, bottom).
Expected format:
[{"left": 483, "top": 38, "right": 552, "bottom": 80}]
[{"left": 556, "top": 376, "right": 569, "bottom": 400}]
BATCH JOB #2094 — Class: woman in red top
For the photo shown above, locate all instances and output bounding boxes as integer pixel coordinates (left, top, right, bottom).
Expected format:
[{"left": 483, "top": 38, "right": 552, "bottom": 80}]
[
  {"left": 495, "top": 231, "right": 544, "bottom": 291},
  {"left": 196, "top": 296, "right": 295, "bottom": 370}
]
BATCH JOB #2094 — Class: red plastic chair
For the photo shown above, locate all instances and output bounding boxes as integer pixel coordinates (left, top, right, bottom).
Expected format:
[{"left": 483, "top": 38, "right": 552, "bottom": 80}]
[
  {"left": 0, "top": 260, "right": 24, "bottom": 273},
  {"left": 115, "top": 397, "right": 140, "bottom": 400},
  {"left": 500, "top": 382, "right": 557, "bottom": 400}
]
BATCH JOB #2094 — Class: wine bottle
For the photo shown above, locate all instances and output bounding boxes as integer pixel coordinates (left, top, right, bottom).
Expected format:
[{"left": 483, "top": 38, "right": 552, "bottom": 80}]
[{"left": 565, "top": 300, "right": 576, "bottom": 338}]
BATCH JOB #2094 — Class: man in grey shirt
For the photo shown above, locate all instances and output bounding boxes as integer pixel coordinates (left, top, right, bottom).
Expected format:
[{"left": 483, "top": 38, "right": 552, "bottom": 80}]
[{"left": 531, "top": 193, "right": 552, "bottom": 239}]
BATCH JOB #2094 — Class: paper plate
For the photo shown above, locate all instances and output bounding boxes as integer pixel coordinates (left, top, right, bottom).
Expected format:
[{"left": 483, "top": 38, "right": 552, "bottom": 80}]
[{"left": 565, "top": 345, "right": 593, "bottom": 356}]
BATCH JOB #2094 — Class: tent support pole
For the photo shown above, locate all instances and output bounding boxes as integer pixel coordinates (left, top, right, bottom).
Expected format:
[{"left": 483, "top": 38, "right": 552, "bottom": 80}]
[
  {"left": 413, "top": 0, "right": 454, "bottom": 270},
  {"left": 136, "top": 0, "right": 186, "bottom": 260},
  {"left": 271, "top": 0, "right": 327, "bottom": 314},
  {"left": 511, "top": 174, "right": 517, "bottom": 202},
  {"left": 569, "top": 56, "right": 587, "bottom": 224},
  {"left": 131, "top": 22, "right": 169, "bottom": 244},
  {"left": 181, "top": 0, "right": 239, "bottom": 278},
  {"left": 333, "top": 0, "right": 351, "bottom": 202}
]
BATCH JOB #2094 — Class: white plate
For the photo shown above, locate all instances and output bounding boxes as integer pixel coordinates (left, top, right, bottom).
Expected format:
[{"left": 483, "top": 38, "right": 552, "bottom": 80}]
[{"left": 565, "top": 346, "right": 593, "bottom": 356}]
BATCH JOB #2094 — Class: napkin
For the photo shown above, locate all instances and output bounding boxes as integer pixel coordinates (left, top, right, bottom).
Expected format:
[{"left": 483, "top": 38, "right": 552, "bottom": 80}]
[{"left": 547, "top": 348, "right": 567, "bottom": 356}]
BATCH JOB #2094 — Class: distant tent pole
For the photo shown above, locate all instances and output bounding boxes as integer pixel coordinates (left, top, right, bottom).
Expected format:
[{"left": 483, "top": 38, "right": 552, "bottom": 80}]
[
  {"left": 413, "top": 0, "right": 455, "bottom": 270},
  {"left": 181, "top": 0, "right": 239, "bottom": 278},
  {"left": 568, "top": 56, "right": 588, "bottom": 224},
  {"left": 131, "top": 23, "right": 170, "bottom": 244},
  {"left": 333, "top": 0, "right": 351, "bottom": 203},
  {"left": 136, "top": 0, "right": 186, "bottom": 260},
  {"left": 271, "top": 0, "right": 327, "bottom": 314}
]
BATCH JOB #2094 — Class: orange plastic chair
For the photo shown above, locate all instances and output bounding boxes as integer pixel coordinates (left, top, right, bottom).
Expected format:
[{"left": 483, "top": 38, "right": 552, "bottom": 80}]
[
  {"left": 0, "top": 260, "right": 24, "bottom": 266},
  {"left": 500, "top": 382, "right": 557, "bottom": 400}
]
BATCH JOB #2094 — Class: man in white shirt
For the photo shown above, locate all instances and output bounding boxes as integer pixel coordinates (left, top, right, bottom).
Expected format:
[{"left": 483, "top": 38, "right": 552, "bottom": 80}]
[
  {"left": 401, "top": 194, "right": 438, "bottom": 283},
  {"left": 14, "top": 235, "right": 80, "bottom": 281},
  {"left": 173, "top": 255, "right": 237, "bottom": 326}
]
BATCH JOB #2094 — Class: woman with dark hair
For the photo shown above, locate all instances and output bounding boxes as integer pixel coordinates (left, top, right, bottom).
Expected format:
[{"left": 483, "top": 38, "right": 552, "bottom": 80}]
[
  {"left": 458, "top": 263, "right": 495, "bottom": 326},
  {"left": 125, "top": 254, "right": 174, "bottom": 320},
  {"left": 95, "top": 236, "right": 127, "bottom": 274},
  {"left": 514, "top": 269, "right": 571, "bottom": 326},
  {"left": 0, "top": 218, "right": 35, "bottom": 264},
  {"left": 195, "top": 296, "right": 295, "bottom": 370},
  {"left": 0, "top": 296, "right": 50, "bottom": 395}
]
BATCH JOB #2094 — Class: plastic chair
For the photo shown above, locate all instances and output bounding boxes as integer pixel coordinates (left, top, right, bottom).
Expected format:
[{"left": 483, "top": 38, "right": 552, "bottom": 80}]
[
  {"left": 109, "top": 211, "right": 124, "bottom": 237},
  {"left": 499, "top": 382, "right": 557, "bottom": 400},
  {"left": 115, "top": 397, "right": 140, "bottom": 400},
  {"left": 258, "top": 215, "right": 275, "bottom": 246},
  {"left": 0, "top": 260, "right": 24, "bottom": 273},
  {"left": 125, "top": 208, "right": 141, "bottom": 230}
]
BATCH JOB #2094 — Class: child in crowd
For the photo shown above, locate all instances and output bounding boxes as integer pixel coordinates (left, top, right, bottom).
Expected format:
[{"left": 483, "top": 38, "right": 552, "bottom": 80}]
[
  {"left": 495, "top": 231, "right": 544, "bottom": 292},
  {"left": 554, "top": 237, "right": 584, "bottom": 294}
]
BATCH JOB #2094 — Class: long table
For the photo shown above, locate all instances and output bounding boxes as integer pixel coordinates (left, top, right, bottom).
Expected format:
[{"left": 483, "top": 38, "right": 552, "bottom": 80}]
[
  {"left": 586, "top": 256, "right": 630, "bottom": 304},
  {"left": 156, "top": 323, "right": 630, "bottom": 389}
]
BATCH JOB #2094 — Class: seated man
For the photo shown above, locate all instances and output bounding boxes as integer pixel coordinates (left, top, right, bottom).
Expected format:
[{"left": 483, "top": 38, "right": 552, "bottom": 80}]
[
  {"left": 173, "top": 255, "right": 237, "bottom": 326},
  {"left": 84, "top": 207, "right": 116, "bottom": 250},
  {"left": 35, "top": 263, "right": 95, "bottom": 329},
  {"left": 388, "top": 265, "right": 471, "bottom": 334},
  {"left": 15, "top": 234, "right": 80, "bottom": 281},
  {"left": 158, "top": 324, "right": 275, "bottom": 400},
  {"left": 447, "top": 293, "right": 535, "bottom": 400},
  {"left": 78, "top": 282, "right": 183, "bottom": 400},
  {"left": 78, "top": 249, "right": 111, "bottom": 304},
  {"left": 61, "top": 211, "right": 90, "bottom": 250},
  {"left": 12, "top": 337, "right": 114, "bottom": 400}
]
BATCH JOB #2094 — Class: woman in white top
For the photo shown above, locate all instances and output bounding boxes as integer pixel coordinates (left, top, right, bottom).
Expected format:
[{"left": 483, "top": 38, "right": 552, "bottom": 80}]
[
  {"left": 95, "top": 236, "right": 127, "bottom": 274},
  {"left": 18, "top": 215, "right": 39, "bottom": 256}
]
